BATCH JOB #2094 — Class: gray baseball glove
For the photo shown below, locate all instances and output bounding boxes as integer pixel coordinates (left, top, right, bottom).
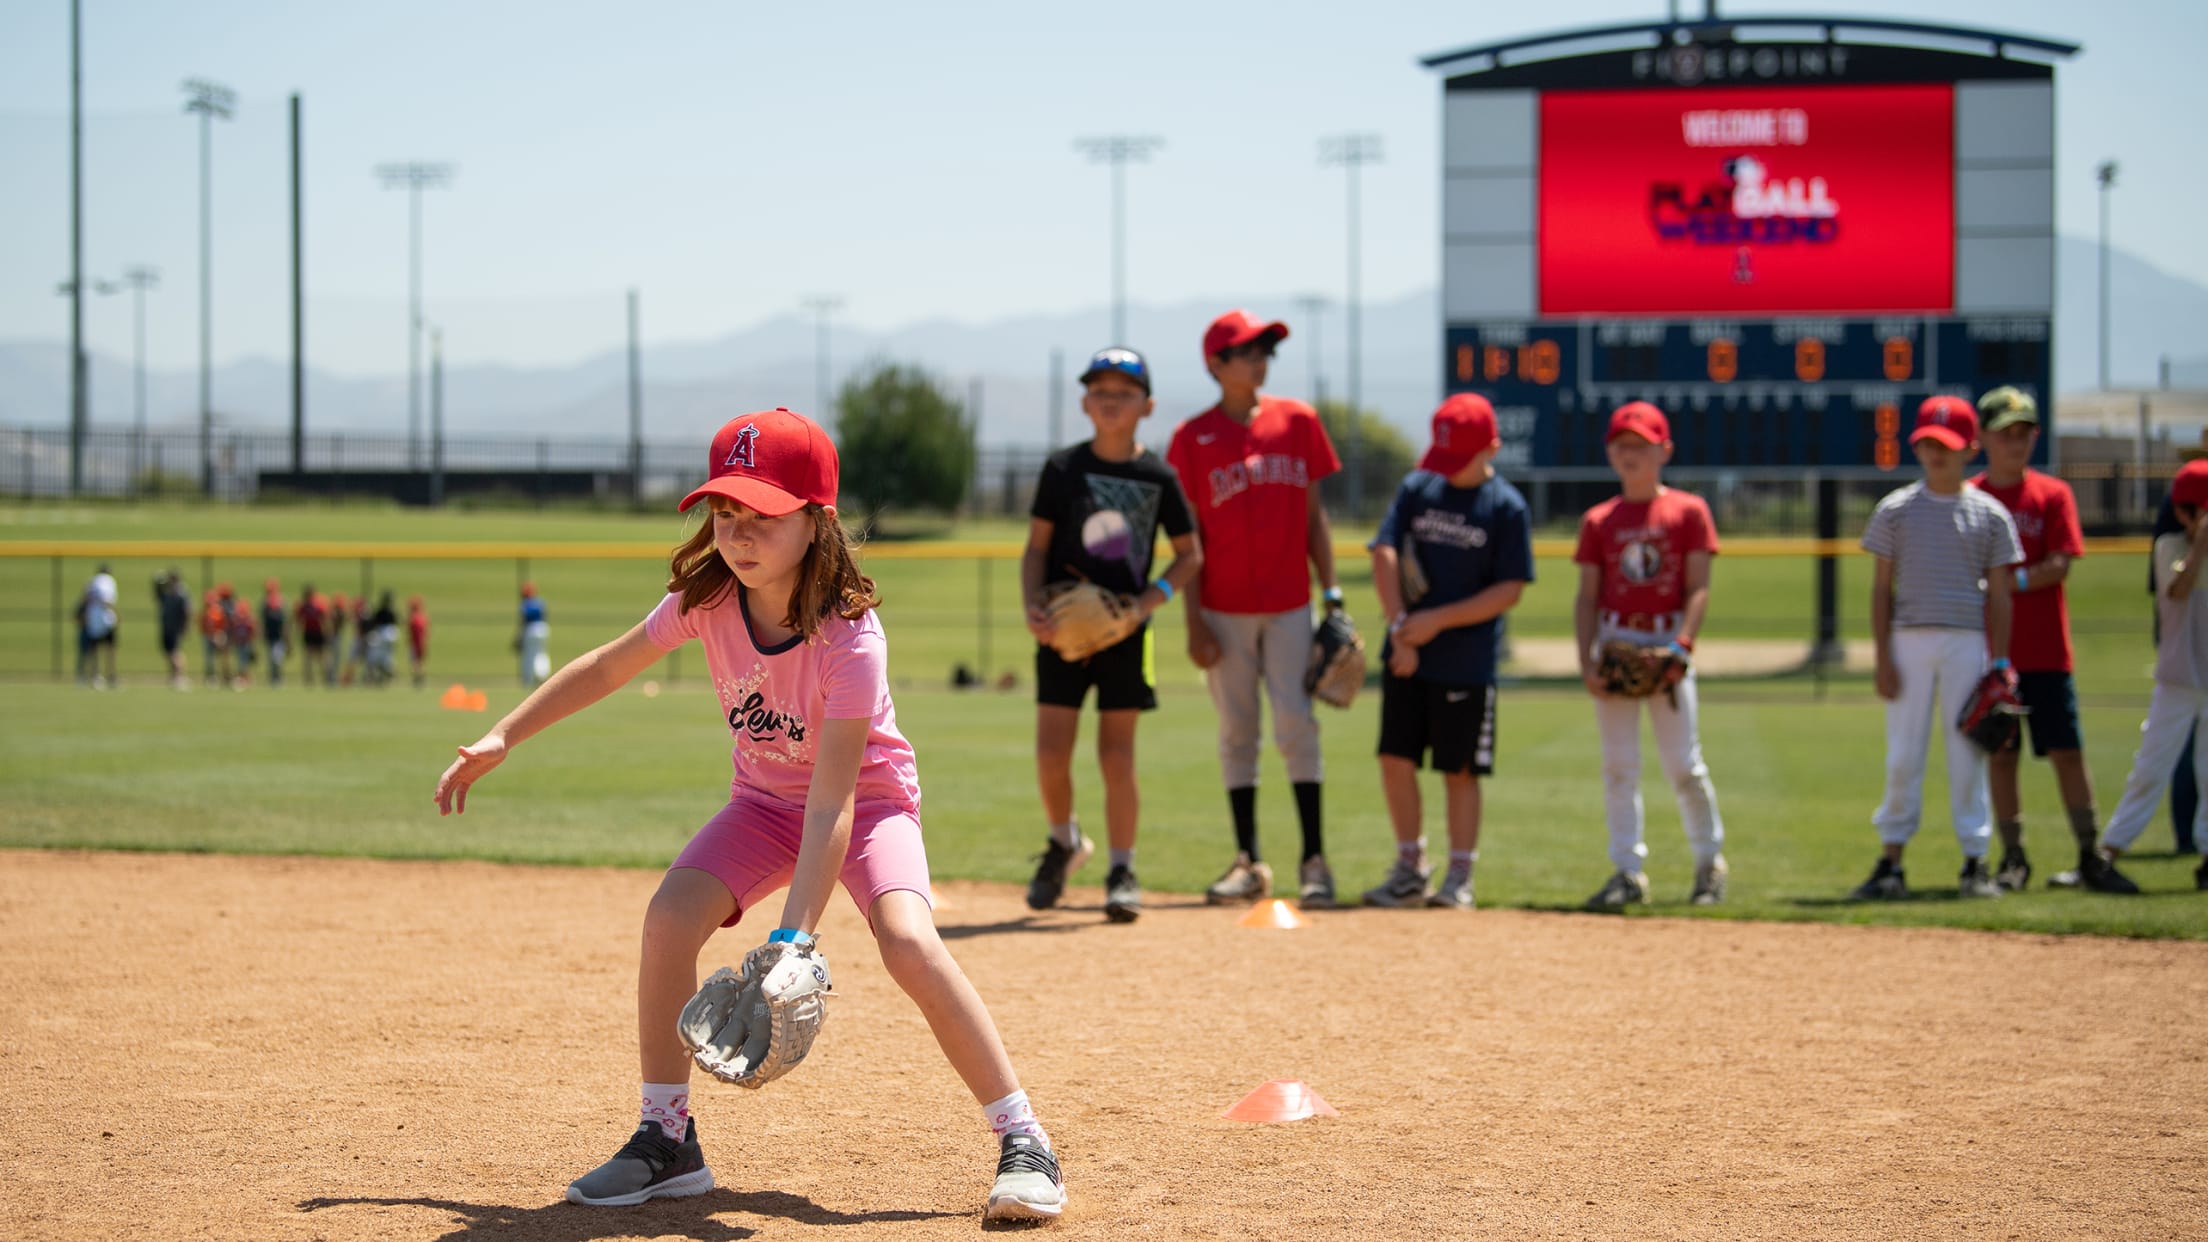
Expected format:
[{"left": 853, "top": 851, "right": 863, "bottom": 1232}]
[{"left": 677, "top": 939, "right": 832, "bottom": 1088}]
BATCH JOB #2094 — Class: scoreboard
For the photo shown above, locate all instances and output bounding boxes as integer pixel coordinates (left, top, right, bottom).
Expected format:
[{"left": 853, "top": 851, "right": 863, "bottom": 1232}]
[{"left": 1424, "top": 18, "right": 2074, "bottom": 471}]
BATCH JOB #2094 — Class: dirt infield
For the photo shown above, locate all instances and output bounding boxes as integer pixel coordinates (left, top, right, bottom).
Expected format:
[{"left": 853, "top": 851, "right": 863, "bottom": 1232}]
[{"left": 4, "top": 850, "right": 2205, "bottom": 1240}]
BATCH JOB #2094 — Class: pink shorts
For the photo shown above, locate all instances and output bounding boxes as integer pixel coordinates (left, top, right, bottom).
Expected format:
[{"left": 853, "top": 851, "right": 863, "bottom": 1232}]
[{"left": 671, "top": 795, "right": 932, "bottom": 929}]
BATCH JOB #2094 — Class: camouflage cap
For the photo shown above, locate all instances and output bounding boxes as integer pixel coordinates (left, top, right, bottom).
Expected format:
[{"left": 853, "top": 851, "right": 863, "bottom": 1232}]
[{"left": 1977, "top": 385, "right": 2038, "bottom": 432}]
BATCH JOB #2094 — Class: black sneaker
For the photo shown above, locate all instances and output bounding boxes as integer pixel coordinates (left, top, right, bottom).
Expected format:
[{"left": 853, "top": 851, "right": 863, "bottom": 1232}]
[
  {"left": 1024, "top": 833, "right": 1093, "bottom": 911},
  {"left": 1103, "top": 864, "right": 1142, "bottom": 923},
  {"left": 566, "top": 1118, "right": 713, "bottom": 1206},
  {"left": 2196, "top": 858, "right": 2208, "bottom": 891},
  {"left": 984, "top": 1132, "right": 1066, "bottom": 1222},
  {"left": 1849, "top": 858, "right": 1907, "bottom": 901},
  {"left": 2079, "top": 852, "right": 2141, "bottom": 895},
  {"left": 1994, "top": 848, "right": 2031, "bottom": 893},
  {"left": 1958, "top": 856, "right": 2003, "bottom": 899}
]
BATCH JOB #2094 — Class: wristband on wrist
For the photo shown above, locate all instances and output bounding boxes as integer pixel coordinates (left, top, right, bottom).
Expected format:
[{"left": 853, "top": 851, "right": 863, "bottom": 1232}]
[
  {"left": 766, "top": 928, "right": 815, "bottom": 947},
  {"left": 1322, "top": 586, "right": 1344, "bottom": 605},
  {"left": 1990, "top": 658, "right": 2011, "bottom": 672},
  {"left": 2014, "top": 567, "right": 2030, "bottom": 592},
  {"left": 1153, "top": 579, "right": 1175, "bottom": 605},
  {"left": 1667, "top": 640, "right": 1692, "bottom": 660}
]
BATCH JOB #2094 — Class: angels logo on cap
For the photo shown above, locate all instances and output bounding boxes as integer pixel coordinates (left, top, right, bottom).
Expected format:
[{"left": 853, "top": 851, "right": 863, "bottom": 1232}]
[
  {"left": 1909, "top": 395, "right": 1978, "bottom": 451},
  {"left": 678, "top": 408, "right": 840, "bottom": 516}
]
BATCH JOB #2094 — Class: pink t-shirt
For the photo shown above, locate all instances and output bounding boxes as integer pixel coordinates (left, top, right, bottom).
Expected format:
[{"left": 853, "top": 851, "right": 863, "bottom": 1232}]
[{"left": 644, "top": 590, "right": 921, "bottom": 813}]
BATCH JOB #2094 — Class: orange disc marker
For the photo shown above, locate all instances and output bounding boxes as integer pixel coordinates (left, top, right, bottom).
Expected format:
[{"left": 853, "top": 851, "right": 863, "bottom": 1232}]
[
  {"left": 1222, "top": 1079, "right": 1339, "bottom": 1123},
  {"left": 439, "top": 684, "right": 468, "bottom": 709},
  {"left": 463, "top": 691, "right": 489, "bottom": 712},
  {"left": 1236, "top": 899, "right": 1306, "bottom": 930}
]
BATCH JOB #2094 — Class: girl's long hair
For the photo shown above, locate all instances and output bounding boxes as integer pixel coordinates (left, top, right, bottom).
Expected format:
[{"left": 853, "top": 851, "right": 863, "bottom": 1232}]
[{"left": 665, "top": 503, "right": 879, "bottom": 640}]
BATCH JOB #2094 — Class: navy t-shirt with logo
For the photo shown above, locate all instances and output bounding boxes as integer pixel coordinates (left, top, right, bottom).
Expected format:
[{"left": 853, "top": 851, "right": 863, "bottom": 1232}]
[{"left": 1369, "top": 470, "right": 1535, "bottom": 688}]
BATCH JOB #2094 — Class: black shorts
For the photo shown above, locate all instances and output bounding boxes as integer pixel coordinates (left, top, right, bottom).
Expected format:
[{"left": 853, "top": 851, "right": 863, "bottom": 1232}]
[
  {"left": 2008, "top": 670, "right": 2083, "bottom": 756},
  {"left": 1035, "top": 627, "right": 1156, "bottom": 712},
  {"left": 1377, "top": 673, "right": 1496, "bottom": 775}
]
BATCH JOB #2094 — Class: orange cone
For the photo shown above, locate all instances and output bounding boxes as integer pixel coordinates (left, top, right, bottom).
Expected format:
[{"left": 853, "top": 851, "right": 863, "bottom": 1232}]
[
  {"left": 439, "top": 684, "right": 468, "bottom": 709},
  {"left": 1222, "top": 1079, "right": 1339, "bottom": 1123},
  {"left": 1237, "top": 898, "right": 1306, "bottom": 930},
  {"left": 463, "top": 690, "right": 489, "bottom": 712}
]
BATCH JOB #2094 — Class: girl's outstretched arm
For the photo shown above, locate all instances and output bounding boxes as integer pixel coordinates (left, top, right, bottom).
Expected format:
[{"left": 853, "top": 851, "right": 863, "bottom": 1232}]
[
  {"left": 775, "top": 715, "right": 868, "bottom": 936},
  {"left": 434, "top": 621, "right": 663, "bottom": 814}
]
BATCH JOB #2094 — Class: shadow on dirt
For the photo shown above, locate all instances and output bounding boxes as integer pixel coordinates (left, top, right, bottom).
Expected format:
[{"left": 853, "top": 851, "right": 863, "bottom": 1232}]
[{"left": 298, "top": 1188, "right": 963, "bottom": 1239}]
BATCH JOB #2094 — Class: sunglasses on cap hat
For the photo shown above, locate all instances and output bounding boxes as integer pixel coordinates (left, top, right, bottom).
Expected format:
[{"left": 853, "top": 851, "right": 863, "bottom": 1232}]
[{"left": 1079, "top": 347, "right": 1151, "bottom": 394}]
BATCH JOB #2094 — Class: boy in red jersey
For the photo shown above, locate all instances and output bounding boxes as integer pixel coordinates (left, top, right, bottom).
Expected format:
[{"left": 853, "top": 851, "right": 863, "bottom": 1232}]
[
  {"left": 1573, "top": 402, "right": 1727, "bottom": 910},
  {"left": 1970, "top": 387, "right": 2129, "bottom": 892},
  {"left": 1166, "top": 309, "right": 1344, "bottom": 907}
]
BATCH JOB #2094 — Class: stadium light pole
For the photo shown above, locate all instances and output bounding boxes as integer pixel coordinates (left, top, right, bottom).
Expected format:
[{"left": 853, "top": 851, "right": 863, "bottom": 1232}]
[
  {"left": 96, "top": 267, "right": 159, "bottom": 491},
  {"left": 802, "top": 296, "right": 843, "bottom": 421},
  {"left": 68, "top": 0, "right": 85, "bottom": 495},
  {"left": 1321, "top": 133, "right": 1381, "bottom": 513},
  {"left": 376, "top": 161, "right": 455, "bottom": 471},
  {"left": 1074, "top": 136, "right": 1163, "bottom": 346},
  {"left": 2096, "top": 159, "right": 2118, "bottom": 392},
  {"left": 1293, "top": 292, "right": 1331, "bottom": 407},
  {"left": 183, "top": 78, "right": 234, "bottom": 496}
]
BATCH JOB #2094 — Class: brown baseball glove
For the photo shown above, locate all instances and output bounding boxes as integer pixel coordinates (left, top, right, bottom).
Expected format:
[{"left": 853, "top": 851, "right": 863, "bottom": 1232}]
[
  {"left": 1041, "top": 581, "right": 1142, "bottom": 662},
  {"left": 1596, "top": 639, "right": 1687, "bottom": 704},
  {"left": 1304, "top": 606, "right": 1367, "bottom": 708}
]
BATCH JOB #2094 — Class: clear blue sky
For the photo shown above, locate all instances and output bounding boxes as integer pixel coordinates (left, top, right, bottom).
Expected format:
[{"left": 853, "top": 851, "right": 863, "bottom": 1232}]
[{"left": 2, "top": 0, "right": 2200, "bottom": 376}]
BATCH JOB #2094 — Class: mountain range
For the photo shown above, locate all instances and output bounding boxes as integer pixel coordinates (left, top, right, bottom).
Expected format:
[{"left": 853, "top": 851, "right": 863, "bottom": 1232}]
[{"left": 3, "top": 236, "right": 2203, "bottom": 448}]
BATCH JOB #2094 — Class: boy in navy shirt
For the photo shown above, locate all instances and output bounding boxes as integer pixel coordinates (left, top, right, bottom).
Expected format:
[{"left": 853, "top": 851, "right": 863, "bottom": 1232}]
[{"left": 1361, "top": 394, "right": 1534, "bottom": 909}]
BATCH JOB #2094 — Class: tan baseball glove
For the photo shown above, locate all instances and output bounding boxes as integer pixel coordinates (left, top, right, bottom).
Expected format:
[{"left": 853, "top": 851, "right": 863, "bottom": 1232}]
[
  {"left": 678, "top": 939, "right": 832, "bottom": 1088},
  {"left": 1041, "top": 581, "right": 1142, "bottom": 662},
  {"left": 1304, "top": 606, "right": 1367, "bottom": 708},
  {"left": 1596, "top": 639, "right": 1687, "bottom": 704}
]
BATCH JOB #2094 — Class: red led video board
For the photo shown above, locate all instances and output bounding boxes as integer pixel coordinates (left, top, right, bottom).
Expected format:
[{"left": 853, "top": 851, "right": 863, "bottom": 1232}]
[{"left": 1538, "top": 83, "right": 1954, "bottom": 315}]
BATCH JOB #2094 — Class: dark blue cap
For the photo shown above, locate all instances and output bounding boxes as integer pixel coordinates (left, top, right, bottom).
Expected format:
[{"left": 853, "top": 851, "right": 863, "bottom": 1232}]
[{"left": 1079, "top": 346, "right": 1150, "bottom": 394}]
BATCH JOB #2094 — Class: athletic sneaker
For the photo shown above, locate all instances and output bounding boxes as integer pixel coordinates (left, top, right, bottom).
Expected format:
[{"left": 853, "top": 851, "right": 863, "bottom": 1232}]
[
  {"left": 1024, "top": 833, "right": 1093, "bottom": 911},
  {"left": 1995, "top": 848, "right": 2032, "bottom": 893},
  {"left": 1298, "top": 856, "right": 1337, "bottom": 909},
  {"left": 1849, "top": 858, "right": 1907, "bottom": 902},
  {"left": 566, "top": 1118, "right": 714, "bottom": 1206},
  {"left": 1958, "top": 856, "right": 2003, "bottom": 899},
  {"left": 1584, "top": 869, "right": 1650, "bottom": 912},
  {"left": 2195, "top": 857, "right": 2208, "bottom": 891},
  {"left": 1362, "top": 856, "right": 1431, "bottom": 907},
  {"left": 984, "top": 1133, "right": 1066, "bottom": 1222},
  {"left": 1426, "top": 869, "right": 1475, "bottom": 910},
  {"left": 2079, "top": 852, "right": 2140, "bottom": 895},
  {"left": 1205, "top": 852, "right": 1273, "bottom": 905},
  {"left": 1103, "top": 864, "right": 1142, "bottom": 924},
  {"left": 1691, "top": 855, "right": 1729, "bottom": 906}
]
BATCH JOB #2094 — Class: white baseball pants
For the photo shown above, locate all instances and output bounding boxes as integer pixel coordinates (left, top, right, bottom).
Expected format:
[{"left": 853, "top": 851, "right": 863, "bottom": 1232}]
[
  {"left": 1201, "top": 606, "right": 1322, "bottom": 788},
  {"left": 1871, "top": 628, "right": 1992, "bottom": 856},
  {"left": 1595, "top": 626, "right": 1724, "bottom": 872},
  {"left": 2099, "top": 682, "right": 2208, "bottom": 852}
]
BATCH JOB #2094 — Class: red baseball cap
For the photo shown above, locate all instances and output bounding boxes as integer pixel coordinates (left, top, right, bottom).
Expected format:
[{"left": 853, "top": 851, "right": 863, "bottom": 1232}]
[
  {"left": 1910, "top": 395, "right": 1978, "bottom": 450},
  {"left": 2174, "top": 460, "right": 2208, "bottom": 509},
  {"left": 1419, "top": 394, "right": 1498, "bottom": 475},
  {"left": 1606, "top": 401, "right": 1670, "bottom": 445},
  {"left": 678, "top": 407, "right": 840, "bottom": 516},
  {"left": 1202, "top": 309, "right": 1289, "bottom": 360}
]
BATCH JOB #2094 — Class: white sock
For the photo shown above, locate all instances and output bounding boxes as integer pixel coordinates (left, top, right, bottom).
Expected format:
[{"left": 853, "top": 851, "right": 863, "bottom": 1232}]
[
  {"left": 984, "top": 1089, "right": 1049, "bottom": 1149},
  {"left": 1050, "top": 820, "right": 1081, "bottom": 850},
  {"left": 1110, "top": 848, "right": 1133, "bottom": 870},
  {"left": 641, "top": 1081, "right": 691, "bottom": 1142}
]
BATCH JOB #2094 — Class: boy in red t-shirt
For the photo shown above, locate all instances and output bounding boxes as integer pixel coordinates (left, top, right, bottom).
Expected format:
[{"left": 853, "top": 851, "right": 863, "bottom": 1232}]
[
  {"left": 1166, "top": 309, "right": 1344, "bottom": 908},
  {"left": 407, "top": 595, "right": 431, "bottom": 688},
  {"left": 1572, "top": 402, "right": 1727, "bottom": 910},
  {"left": 1968, "top": 386, "right": 2110, "bottom": 891}
]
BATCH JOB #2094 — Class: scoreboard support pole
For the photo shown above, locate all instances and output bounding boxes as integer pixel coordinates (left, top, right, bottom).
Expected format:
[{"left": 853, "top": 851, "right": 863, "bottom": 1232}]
[{"left": 1812, "top": 474, "right": 1842, "bottom": 698}]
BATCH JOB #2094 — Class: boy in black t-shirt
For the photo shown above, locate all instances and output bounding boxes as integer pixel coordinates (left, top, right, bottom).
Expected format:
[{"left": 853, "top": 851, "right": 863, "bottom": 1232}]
[
  {"left": 1019, "top": 347, "right": 1202, "bottom": 922},
  {"left": 1361, "top": 394, "right": 1535, "bottom": 910}
]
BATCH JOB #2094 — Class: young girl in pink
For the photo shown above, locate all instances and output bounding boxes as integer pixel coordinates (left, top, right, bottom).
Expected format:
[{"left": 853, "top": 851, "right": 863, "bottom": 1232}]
[{"left": 433, "top": 407, "right": 1066, "bottom": 1222}]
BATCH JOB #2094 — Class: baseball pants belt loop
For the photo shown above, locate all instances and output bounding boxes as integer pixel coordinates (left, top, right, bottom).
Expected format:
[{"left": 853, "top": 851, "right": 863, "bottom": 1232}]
[{"left": 1599, "top": 610, "right": 1682, "bottom": 634}]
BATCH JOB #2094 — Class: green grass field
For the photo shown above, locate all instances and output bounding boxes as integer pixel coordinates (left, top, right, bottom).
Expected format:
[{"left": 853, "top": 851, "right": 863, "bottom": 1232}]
[{"left": 4, "top": 500, "right": 2202, "bottom": 940}]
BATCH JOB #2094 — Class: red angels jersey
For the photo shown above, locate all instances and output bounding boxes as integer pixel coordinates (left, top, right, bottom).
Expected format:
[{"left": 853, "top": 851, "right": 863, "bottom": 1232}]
[
  {"left": 1970, "top": 468, "right": 2084, "bottom": 672},
  {"left": 1166, "top": 396, "right": 1341, "bottom": 614},
  {"left": 1574, "top": 488, "right": 1720, "bottom": 616}
]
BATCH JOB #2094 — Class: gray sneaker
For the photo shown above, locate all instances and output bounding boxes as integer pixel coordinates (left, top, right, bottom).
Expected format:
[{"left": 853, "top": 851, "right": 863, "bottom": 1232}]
[
  {"left": 1584, "top": 869, "right": 1650, "bottom": 912},
  {"left": 1958, "top": 856, "right": 2003, "bottom": 899},
  {"left": 1362, "top": 856, "right": 1431, "bottom": 907},
  {"left": 1297, "top": 856, "right": 1337, "bottom": 909},
  {"left": 984, "top": 1133, "right": 1066, "bottom": 1222},
  {"left": 1994, "top": 848, "right": 2031, "bottom": 892},
  {"left": 1691, "top": 855, "right": 1729, "bottom": 906},
  {"left": 1425, "top": 868, "right": 1475, "bottom": 910},
  {"left": 566, "top": 1119, "right": 714, "bottom": 1206},
  {"left": 1205, "top": 852, "right": 1273, "bottom": 905},
  {"left": 1850, "top": 858, "right": 1907, "bottom": 901},
  {"left": 1103, "top": 864, "right": 1141, "bottom": 924}
]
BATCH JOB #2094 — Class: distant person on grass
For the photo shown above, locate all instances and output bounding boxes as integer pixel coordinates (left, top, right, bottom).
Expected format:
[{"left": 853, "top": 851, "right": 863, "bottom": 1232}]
[
  {"left": 518, "top": 582, "right": 551, "bottom": 688},
  {"left": 433, "top": 407, "right": 1068, "bottom": 1221},
  {"left": 199, "top": 587, "right": 227, "bottom": 685},
  {"left": 325, "top": 592, "right": 350, "bottom": 687},
  {"left": 76, "top": 563, "right": 119, "bottom": 688},
  {"left": 261, "top": 579, "right": 289, "bottom": 687},
  {"left": 1360, "top": 394, "right": 1532, "bottom": 912},
  {"left": 1019, "top": 346, "right": 1201, "bottom": 924},
  {"left": 408, "top": 595, "right": 431, "bottom": 688},
  {"left": 294, "top": 586, "right": 329, "bottom": 688},
  {"left": 155, "top": 569, "right": 190, "bottom": 689}
]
